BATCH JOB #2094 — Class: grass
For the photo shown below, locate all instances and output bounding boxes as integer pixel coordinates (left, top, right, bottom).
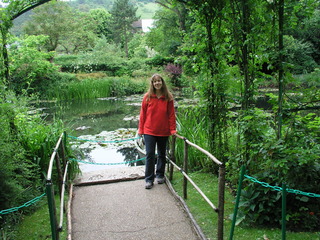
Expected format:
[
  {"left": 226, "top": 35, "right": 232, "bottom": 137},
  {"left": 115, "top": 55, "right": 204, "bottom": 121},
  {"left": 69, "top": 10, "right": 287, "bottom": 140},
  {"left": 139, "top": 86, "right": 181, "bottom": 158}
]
[
  {"left": 168, "top": 170, "right": 320, "bottom": 240},
  {"left": 15, "top": 195, "right": 67, "bottom": 240},
  {"left": 47, "top": 76, "right": 147, "bottom": 100}
]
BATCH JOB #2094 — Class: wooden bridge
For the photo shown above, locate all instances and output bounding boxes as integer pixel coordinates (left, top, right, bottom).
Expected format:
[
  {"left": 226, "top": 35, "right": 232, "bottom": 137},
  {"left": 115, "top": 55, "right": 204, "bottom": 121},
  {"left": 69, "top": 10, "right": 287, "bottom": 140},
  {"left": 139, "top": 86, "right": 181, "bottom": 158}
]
[{"left": 45, "top": 133, "right": 226, "bottom": 240}]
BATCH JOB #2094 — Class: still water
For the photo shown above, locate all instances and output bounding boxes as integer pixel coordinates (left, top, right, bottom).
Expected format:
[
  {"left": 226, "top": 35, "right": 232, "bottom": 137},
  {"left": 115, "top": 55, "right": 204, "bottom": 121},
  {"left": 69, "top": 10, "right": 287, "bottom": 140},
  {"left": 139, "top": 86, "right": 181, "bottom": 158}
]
[{"left": 41, "top": 95, "right": 144, "bottom": 173}]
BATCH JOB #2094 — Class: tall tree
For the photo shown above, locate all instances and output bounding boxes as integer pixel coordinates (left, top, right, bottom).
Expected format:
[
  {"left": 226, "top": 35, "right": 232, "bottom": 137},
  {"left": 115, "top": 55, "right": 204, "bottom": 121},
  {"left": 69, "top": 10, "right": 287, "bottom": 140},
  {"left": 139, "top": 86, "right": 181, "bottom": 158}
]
[
  {"left": 146, "top": 7, "right": 184, "bottom": 56},
  {"left": 89, "top": 8, "right": 112, "bottom": 40},
  {"left": 155, "top": 0, "right": 188, "bottom": 32},
  {"left": 110, "top": 0, "right": 139, "bottom": 58},
  {"left": 277, "top": 0, "right": 284, "bottom": 139},
  {"left": 23, "top": 1, "right": 98, "bottom": 53},
  {"left": 177, "top": 0, "right": 228, "bottom": 163}
]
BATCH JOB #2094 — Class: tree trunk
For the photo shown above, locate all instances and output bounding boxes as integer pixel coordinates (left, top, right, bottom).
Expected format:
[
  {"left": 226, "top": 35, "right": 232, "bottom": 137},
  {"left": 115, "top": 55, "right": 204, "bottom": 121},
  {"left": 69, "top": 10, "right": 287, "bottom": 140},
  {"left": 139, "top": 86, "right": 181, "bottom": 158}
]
[
  {"left": 124, "top": 28, "right": 129, "bottom": 58},
  {"left": 0, "top": 25, "right": 10, "bottom": 84},
  {"left": 241, "top": 0, "right": 253, "bottom": 111},
  {"left": 277, "top": 0, "right": 284, "bottom": 139}
]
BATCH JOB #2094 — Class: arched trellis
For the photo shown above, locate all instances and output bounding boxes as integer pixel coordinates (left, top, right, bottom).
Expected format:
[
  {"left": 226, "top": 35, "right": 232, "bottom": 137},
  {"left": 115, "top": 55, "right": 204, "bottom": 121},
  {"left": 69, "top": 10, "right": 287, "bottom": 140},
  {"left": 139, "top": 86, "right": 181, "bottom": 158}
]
[
  {"left": 0, "top": 0, "right": 55, "bottom": 83},
  {"left": 9, "top": 0, "right": 53, "bottom": 20}
]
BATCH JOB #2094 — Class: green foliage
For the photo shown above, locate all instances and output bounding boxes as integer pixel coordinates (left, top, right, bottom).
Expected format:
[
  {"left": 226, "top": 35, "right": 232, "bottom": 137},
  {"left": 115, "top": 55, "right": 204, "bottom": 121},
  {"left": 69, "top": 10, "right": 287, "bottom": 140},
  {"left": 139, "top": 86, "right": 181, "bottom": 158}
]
[
  {"left": 283, "top": 35, "right": 318, "bottom": 74},
  {"left": 226, "top": 108, "right": 320, "bottom": 231},
  {"left": 23, "top": 1, "right": 98, "bottom": 53},
  {"left": 110, "top": 0, "right": 139, "bottom": 57},
  {"left": 0, "top": 94, "right": 40, "bottom": 213},
  {"left": 0, "top": 90, "right": 77, "bottom": 235},
  {"left": 54, "top": 39, "right": 142, "bottom": 76},
  {"left": 128, "top": 34, "right": 148, "bottom": 58},
  {"left": 175, "top": 105, "right": 212, "bottom": 171},
  {"left": 293, "top": 68, "right": 320, "bottom": 88},
  {"left": 46, "top": 76, "right": 146, "bottom": 100},
  {"left": 9, "top": 35, "right": 58, "bottom": 95},
  {"left": 8, "top": 196, "right": 67, "bottom": 240},
  {"left": 175, "top": 98, "right": 319, "bottom": 231},
  {"left": 89, "top": 8, "right": 112, "bottom": 40},
  {"left": 170, "top": 171, "right": 320, "bottom": 239},
  {"left": 145, "top": 6, "right": 184, "bottom": 56},
  {"left": 145, "top": 55, "right": 174, "bottom": 67}
]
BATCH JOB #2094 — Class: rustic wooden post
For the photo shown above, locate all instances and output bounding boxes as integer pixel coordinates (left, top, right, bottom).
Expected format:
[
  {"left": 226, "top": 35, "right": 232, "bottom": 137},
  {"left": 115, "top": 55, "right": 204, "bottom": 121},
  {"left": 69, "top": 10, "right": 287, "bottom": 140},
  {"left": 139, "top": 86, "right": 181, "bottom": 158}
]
[
  {"left": 47, "top": 133, "right": 64, "bottom": 240},
  {"left": 183, "top": 138, "right": 188, "bottom": 199},
  {"left": 46, "top": 179, "right": 59, "bottom": 240},
  {"left": 61, "top": 132, "right": 67, "bottom": 170},
  {"left": 169, "top": 135, "right": 176, "bottom": 181},
  {"left": 217, "top": 164, "right": 225, "bottom": 240},
  {"left": 55, "top": 151, "right": 63, "bottom": 197}
]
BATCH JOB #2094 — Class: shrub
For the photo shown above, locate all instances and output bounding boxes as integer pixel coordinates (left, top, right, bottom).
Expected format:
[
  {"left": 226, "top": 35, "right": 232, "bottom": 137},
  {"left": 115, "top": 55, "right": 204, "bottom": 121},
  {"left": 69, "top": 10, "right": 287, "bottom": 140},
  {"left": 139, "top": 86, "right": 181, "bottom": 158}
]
[
  {"left": 9, "top": 35, "right": 58, "bottom": 95},
  {"left": 284, "top": 35, "right": 318, "bottom": 74},
  {"left": 0, "top": 91, "right": 78, "bottom": 232},
  {"left": 145, "top": 55, "right": 174, "bottom": 67},
  {"left": 0, "top": 98, "right": 41, "bottom": 212},
  {"left": 164, "top": 63, "right": 183, "bottom": 86},
  {"left": 229, "top": 110, "right": 320, "bottom": 231}
]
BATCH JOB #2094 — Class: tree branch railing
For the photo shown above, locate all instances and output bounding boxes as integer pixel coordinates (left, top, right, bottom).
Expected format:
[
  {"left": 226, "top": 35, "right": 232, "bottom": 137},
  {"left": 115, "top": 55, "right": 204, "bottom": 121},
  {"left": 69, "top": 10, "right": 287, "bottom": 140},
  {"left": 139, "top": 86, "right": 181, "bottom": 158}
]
[
  {"left": 46, "top": 132, "right": 69, "bottom": 240},
  {"left": 167, "top": 134, "right": 225, "bottom": 240}
]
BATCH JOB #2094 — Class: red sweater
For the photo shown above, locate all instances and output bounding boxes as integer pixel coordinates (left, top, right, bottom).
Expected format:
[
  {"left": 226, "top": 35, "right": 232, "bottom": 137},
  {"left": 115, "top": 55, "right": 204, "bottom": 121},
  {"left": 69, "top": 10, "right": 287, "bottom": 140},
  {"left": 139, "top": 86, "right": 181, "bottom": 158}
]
[{"left": 138, "top": 93, "right": 176, "bottom": 136}]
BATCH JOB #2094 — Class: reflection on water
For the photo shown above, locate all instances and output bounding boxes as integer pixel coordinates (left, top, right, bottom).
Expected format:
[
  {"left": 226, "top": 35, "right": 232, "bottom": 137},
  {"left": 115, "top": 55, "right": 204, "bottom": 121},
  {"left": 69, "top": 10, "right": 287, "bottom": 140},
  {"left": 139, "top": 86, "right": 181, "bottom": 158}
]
[
  {"left": 39, "top": 95, "right": 142, "bottom": 136},
  {"left": 37, "top": 96, "right": 144, "bottom": 173},
  {"left": 77, "top": 147, "right": 142, "bottom": 173}
]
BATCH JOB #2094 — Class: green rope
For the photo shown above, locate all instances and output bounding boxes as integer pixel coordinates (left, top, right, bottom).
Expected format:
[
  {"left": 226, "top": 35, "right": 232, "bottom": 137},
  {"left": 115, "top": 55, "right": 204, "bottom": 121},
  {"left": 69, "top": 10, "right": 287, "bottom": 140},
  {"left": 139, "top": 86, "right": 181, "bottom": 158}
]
[
  {"left": 68, "top": 135, "right": 140, "bottom": 143},
  {"left": 0, "top": 193, "right": 46, "bottom": 215},
  {"left": 70, "top": 157, "right": 146, "bottom": 165},
  {"left": 244, "top": 174, "right": 320, "bottom": 198}
]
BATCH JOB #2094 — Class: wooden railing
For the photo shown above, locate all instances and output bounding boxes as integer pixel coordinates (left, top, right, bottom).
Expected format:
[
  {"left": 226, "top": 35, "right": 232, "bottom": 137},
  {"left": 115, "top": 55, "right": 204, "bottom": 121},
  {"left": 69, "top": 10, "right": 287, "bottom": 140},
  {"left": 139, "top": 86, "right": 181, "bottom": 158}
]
[
  {"left": 46, "top": 132, "right": 69, "bottom": 240},
  {"left": 168, "top": 134, "right": 225, "bottom": 240}
]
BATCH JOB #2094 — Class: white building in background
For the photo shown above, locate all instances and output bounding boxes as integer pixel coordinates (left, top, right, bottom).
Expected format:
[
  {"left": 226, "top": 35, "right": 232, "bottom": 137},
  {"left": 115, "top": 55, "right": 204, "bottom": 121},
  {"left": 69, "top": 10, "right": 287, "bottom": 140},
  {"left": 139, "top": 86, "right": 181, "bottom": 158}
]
[
  {"left": 132, "top": 19, "right": 155, "bottom": 33},
  {"left": 142, "top": 19, "right": 155, "bottom": 32}
]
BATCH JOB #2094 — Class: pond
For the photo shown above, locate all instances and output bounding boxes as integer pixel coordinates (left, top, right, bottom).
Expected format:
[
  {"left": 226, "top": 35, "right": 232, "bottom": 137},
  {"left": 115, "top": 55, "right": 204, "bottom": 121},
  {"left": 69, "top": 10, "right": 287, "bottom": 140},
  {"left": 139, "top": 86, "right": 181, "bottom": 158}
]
[
  {"left": 39, "top": 91, "right": 317, "bottom": 174},
  {"left": 40, "top": 95, "right": 144, "bottom": 173}
]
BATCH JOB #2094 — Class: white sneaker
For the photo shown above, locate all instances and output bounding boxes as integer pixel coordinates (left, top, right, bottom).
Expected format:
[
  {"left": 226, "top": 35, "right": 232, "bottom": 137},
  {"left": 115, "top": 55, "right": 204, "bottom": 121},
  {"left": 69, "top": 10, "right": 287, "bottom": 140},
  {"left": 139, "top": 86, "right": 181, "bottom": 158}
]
[
  {"left": 157, "top": 177, "right": 165, "bottom": 184},
  {"left": 145, "top": 182, "right": 153, "bottom": 189}
]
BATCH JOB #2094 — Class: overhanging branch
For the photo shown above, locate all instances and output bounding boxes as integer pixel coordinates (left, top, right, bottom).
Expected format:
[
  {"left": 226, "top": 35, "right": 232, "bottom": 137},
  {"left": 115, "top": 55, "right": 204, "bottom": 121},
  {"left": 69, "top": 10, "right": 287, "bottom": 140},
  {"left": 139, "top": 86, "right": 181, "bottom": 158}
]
[{"left": 11, "top": 0, "right": 53, "bottom": 20}]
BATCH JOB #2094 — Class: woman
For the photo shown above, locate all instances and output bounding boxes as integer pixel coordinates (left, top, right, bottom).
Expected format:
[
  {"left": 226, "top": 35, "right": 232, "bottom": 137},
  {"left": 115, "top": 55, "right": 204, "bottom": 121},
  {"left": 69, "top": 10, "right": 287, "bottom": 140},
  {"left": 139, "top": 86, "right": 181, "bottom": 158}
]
[{"left": 138, "top": 74, "right": 177, "bottom": 189}]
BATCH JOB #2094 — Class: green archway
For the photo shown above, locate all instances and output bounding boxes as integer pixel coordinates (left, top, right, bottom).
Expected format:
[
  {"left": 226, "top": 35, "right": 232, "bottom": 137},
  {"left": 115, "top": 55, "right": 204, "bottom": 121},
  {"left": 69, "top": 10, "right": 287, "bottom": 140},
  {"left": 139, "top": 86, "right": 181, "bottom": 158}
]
[{"left": 1, "top": 0, "right": 54, "bottom": 83}]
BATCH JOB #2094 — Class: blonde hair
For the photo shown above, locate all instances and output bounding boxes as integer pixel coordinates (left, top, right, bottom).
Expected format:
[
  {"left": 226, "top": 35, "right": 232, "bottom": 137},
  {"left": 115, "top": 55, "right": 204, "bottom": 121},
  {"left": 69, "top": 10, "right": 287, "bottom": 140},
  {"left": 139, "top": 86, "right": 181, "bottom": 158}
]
[{"left": 146, "top": 74, "right": 173, "bottom": 101}]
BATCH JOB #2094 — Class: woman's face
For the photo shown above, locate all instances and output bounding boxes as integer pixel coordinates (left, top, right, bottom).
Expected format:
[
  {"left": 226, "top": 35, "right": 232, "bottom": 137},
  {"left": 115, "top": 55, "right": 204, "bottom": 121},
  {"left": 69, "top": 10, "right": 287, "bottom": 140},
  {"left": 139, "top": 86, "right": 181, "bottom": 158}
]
[{"left": 152, "top": 78, "right": 163, "bottom": 90}]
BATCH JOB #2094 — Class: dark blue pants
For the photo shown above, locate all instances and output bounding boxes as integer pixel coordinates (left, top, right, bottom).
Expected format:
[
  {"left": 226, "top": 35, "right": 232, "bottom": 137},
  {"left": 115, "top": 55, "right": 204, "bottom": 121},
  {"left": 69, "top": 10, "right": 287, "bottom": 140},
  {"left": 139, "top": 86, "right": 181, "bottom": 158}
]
[{"left": 144, "top": 134, "right": 168, "bottom": 183}]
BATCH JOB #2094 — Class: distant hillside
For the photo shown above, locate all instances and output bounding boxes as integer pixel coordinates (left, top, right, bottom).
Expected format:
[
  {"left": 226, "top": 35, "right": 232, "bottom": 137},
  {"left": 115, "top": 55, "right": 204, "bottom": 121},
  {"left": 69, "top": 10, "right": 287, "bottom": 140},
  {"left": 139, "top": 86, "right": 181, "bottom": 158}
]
[
  {"left": 67, "top": 0, "right": 158, "bottom": 19},
  {"left": 10, "top": 0, "right": 159, "bottom": 36}
]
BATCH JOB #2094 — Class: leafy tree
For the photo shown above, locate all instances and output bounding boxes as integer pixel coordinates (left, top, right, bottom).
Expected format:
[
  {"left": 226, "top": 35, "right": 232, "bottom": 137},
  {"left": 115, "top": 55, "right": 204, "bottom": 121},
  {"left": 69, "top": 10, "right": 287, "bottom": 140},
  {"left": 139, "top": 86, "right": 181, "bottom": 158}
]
[
  {"left": 128, "top": 33, "right": 148, "bottom": 58},
  {"left": 287, "top": 7, "right": 320, "bottom": 67},
  {"left": 176, "top": 0, "right": 230, "bottom": 164},
  {"left": 146, "top": 7, "right": 184, "bottom": 56},
  {"left": 110, "top": 0, "right": 139, "bottom": 58},
  {"left": 300, "top": 9, "right": 320, "bottom": 65},
  {"left": 89, "top": 8, "right": 112, "bottom": 40},
  {"left": 58, "top": 11, "right": 98, "bottom": 54},
  {"left": 9, "top": 35, "right": 57, "bottom": 95},
  {"left": 23, "top": 1, "right": 98, "bottom": 53},
  {"left": 155, "top": 0, "right": 188, "bottom": 32}
]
